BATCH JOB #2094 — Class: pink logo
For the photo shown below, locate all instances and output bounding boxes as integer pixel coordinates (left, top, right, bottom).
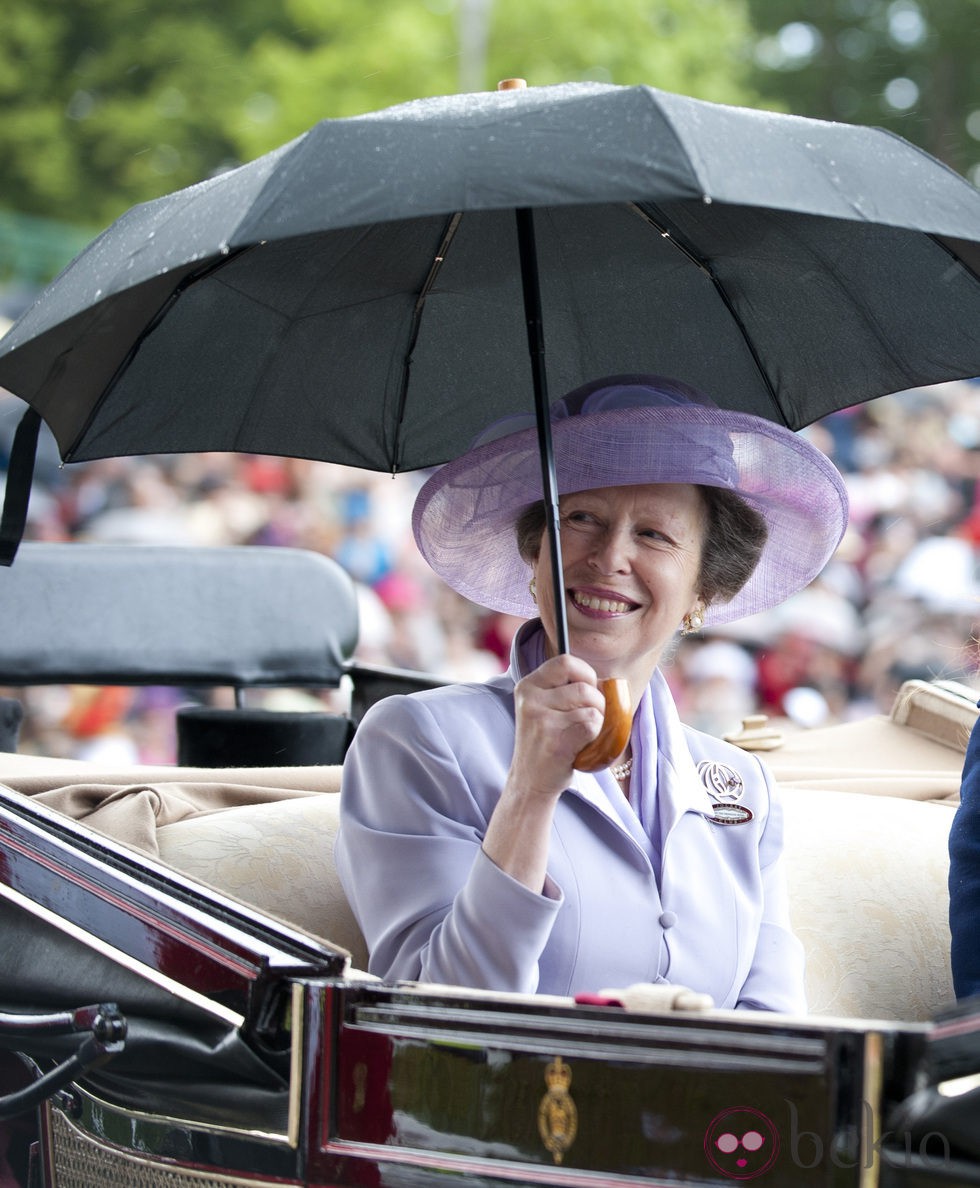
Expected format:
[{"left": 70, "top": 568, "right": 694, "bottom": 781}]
[{"left": 704, "top": 1107, "right": 780, "bottom": 1180}]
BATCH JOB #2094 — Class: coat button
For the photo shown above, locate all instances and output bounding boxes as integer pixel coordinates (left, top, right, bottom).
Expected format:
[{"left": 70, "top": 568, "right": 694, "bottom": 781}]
[{"left": 659, "top": 910, "right": 678, "bottom": 929}]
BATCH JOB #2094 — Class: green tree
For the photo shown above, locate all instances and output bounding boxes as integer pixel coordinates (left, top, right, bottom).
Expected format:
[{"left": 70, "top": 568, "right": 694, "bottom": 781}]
[
  {"left": 0, "top": 0, "right": 760, "bottom": 243},
  {"left": 232, "top": 0, "right": 759, "bottom": 161},
  {"left": 745, "top": 0, "right": 980, "bottom": 182},
  {"left": 0, "top": 0, "right": 316, "bottom": 231}
]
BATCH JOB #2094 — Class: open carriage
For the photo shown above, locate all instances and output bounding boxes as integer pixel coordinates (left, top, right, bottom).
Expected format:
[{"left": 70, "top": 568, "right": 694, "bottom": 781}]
[{"left": 0, "top": 542, "right": 976, "bottom": 1188}]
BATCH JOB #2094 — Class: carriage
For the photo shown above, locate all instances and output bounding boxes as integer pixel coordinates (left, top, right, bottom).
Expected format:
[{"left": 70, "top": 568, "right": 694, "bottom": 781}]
[{"left": 0, "top": 541, "right": 976, "bottom": 1188}]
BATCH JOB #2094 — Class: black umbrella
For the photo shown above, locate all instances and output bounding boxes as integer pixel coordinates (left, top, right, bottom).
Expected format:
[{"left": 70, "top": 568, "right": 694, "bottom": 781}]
[{"left": 2, "top": 79, "right": 980, "bottom": 662}]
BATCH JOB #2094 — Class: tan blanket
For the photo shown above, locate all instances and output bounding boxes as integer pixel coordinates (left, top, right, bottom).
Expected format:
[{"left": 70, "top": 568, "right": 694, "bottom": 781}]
[
  {"left": 761, "top": 714, "right": 964, "bottom": 805},
  {"left": 2, "top": 761, "right": 342, "bottom": 856}
]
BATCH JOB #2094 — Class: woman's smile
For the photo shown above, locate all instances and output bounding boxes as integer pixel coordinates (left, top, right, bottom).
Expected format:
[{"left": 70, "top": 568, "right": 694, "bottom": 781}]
[{"left": 569, "top": 586, "right": 641, "bottom": 616}]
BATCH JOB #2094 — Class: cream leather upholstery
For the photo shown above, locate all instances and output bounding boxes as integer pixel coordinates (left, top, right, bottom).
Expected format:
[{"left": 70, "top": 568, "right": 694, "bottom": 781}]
[
  {"left": 158, "top": 779, "right": 955, "bottom": 1021},
  {"left": 157, "top": 790, "right": 369, "bottom": 969},
  {"left": 781, "top": 789, "right": 954, "bottom": 1020}
]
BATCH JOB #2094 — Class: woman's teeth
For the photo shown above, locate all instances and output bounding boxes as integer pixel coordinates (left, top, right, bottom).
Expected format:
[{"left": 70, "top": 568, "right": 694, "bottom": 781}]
[{"left": 572, "top": 591, "right": 633, "bottom": 613}]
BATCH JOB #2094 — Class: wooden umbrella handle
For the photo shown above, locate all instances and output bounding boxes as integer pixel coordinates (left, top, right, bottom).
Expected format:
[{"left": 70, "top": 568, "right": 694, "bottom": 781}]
[{"left": 573, "top": 678, "right": 632, "bottom": 772}]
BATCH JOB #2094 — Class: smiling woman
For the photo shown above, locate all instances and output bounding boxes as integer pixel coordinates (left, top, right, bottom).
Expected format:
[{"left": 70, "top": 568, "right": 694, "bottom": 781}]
[{"left": 336, "top": 375, "right": 848, "bottom": 1010}]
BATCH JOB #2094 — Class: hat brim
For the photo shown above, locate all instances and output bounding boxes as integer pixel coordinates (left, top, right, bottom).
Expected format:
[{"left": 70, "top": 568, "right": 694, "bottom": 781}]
[{"left": 413, "top": 405, "right": 848, "bottom": 626}]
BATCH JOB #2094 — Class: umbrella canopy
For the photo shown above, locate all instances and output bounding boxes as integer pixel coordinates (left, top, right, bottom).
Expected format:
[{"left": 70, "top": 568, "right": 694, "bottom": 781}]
[{"left": 2, "top": 80, "right": 980, "bottom": 478}]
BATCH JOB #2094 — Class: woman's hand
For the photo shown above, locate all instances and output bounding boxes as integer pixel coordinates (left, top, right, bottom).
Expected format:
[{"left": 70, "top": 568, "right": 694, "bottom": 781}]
[
  {"left": 509, "top": 654, "right": 606, "bottom": 799},
  {"left": 483, "top": 655, "right": 605, "bottom": 895}
]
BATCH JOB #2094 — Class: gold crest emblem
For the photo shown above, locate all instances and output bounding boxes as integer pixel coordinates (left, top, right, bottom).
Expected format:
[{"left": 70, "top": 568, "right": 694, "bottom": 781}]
[{"left": 538, "top": 1056, "right": 578, "bottom": 1164}]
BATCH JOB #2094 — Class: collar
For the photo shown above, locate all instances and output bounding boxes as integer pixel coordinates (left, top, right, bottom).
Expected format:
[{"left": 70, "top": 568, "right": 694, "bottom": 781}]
[
  {"left": 508, "top": 617, "right": 549, "bottom": 682},
  {"left": 647, "top": 669, "right": 716, "bottom": 828}
]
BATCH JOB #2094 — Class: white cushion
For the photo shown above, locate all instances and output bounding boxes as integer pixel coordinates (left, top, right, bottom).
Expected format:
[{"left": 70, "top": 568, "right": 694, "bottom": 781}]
[
  {"left": 153, "top": 780, "right": 956, "bottom": 1021},
  {"left": 781, "top": 788, "right": 954, "bottom": 1021},
  {"left": 157, "top": 792, "right": 368, "bottom": 970}
]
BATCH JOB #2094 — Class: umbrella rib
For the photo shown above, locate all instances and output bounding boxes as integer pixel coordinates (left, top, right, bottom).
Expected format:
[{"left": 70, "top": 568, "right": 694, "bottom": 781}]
[
  {"left": 63, "top": 245, "right": 258, "bottom": 462},
  {"left": 629, "top": 203, "right": 789, "bottom": 428},
  {"left": 391, "top": 212, "right": 464, "bottom": 473}
]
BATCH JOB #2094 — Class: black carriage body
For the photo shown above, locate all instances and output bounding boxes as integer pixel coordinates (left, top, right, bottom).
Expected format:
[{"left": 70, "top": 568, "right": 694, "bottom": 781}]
[{"left": 34, "top": 982, "right": 933, "bottom": 1188}]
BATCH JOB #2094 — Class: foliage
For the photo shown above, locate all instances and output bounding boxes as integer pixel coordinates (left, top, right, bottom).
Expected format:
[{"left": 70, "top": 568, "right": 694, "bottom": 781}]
[
  {"left": 235, "top": 0, "right": 757, "bottom": 158},
  {"left": 0, "top": 0, "right": 314, "bottom": 230},
  {"left": 0, "top": 0, "right": 758, "bottom": 243},
  {"left": 745, "top": 0, "right": 980, "bottom": 183}
]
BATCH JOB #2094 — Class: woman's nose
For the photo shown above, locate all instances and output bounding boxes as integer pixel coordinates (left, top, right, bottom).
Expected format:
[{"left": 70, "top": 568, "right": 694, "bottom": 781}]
[{"left": 588, "top": 525, "right": 632, "bottom": 573}]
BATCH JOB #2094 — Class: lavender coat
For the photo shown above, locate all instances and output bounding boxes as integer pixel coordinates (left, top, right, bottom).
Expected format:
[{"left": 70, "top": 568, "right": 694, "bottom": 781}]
[{"left": 336, "top": 638, "right": 805, "bottom": 1013}]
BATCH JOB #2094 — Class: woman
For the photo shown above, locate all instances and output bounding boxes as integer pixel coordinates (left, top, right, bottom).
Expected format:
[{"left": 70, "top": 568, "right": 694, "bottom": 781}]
[{"left": 336, "top": 375, "right": 848, "bottom": 1011}]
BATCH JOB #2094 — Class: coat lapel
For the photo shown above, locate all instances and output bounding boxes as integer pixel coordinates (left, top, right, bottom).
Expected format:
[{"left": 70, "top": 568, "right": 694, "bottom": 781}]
[{"left": 647, "top": 670, "right": 716, "bottom": 834}]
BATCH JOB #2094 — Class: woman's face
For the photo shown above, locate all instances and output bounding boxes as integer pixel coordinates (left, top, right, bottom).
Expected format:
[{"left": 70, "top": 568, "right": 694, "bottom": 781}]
[{"left": 532, "top": 483, "right": 705, "bottom": 693}]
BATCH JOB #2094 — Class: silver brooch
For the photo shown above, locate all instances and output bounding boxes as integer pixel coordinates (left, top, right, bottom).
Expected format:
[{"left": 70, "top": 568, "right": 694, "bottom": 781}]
[
  {"left": 697, "top": 760, "right": 753, "bottom": 826},
  {"left": 697, "top": 760, "right": 745, "bottom": 802}
]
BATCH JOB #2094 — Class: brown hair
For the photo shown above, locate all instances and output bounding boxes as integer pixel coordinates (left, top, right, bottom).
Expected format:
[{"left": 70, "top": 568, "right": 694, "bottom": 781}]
[{"left": 514, "top": 486, "right": 768, "bottom": 609}]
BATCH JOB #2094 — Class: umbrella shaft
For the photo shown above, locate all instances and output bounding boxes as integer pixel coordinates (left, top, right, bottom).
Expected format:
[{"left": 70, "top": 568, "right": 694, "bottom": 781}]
[{"left": 515, "top": 207, "right": 568, "bottom": 655}]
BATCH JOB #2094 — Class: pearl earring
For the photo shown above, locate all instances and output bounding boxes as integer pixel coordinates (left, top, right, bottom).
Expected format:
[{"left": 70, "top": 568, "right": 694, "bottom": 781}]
[
  {"left": 682, "top": 603, "right": 705, "bottom": 635},
  {"left": 529, "top": 577, "right": 537, "bottom": 603}
]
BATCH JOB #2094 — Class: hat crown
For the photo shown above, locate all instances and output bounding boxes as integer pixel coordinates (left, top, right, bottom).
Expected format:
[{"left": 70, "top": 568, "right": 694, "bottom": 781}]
[
  {"left": 471, "top": 374, "right": 717, "bottom": 448},
  {"left": 557, "top": 374, "right": 718, "bottom": 418}
]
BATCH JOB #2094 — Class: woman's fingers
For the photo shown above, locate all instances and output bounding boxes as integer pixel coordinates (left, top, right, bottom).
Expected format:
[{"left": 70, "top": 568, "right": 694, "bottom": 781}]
[
  {"left": 526, "top": 653, "right": 600, "bottom": 692},
  {"left": 510, "top": 656, "right": 605, "bottom": 795},
  {"left": 515, "top": 662, "right": 605, "bottom": 732},
  {"left": 518, "top": 679, "right": 603, "bottom": 717}
]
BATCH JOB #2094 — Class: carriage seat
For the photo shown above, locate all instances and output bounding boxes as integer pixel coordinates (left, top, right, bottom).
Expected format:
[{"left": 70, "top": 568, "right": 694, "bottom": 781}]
[
  {"left": 155, "top": 772, "right": 958, "bottom": 1021},
  {"left": 0, "top": 671, "right": 965, "bottom": 1022},
  {"left": 153, "top": 770, "right": 371, "bottom": 967}
]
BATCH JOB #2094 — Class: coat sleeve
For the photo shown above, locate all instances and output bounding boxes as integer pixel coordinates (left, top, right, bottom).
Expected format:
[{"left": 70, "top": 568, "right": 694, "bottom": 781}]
[
  {"left": 950, "top": 713, "right": 980, "bottom": 1000},
  {"left": 334, "top": 693, "right": 562, "bottom": 993},
  {"left": 733, "top": 757, "right": 807, "bottom": 1014}
]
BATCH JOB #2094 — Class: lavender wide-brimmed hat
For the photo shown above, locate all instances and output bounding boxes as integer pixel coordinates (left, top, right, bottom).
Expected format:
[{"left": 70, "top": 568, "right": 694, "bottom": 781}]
[{"left": 413, "top": 375, "right": 849, "bottom": 626}]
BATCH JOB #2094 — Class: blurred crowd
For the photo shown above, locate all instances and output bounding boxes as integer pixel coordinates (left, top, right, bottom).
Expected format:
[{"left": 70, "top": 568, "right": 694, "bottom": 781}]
[{"left": 2, "top": 378, "right": 980, "bottom": 762}]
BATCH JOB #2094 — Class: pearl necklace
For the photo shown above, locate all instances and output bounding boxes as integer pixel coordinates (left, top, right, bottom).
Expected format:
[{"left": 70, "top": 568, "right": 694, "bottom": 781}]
[{"left": 610, "top": 756, "right": 633, "bottom": 781}]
